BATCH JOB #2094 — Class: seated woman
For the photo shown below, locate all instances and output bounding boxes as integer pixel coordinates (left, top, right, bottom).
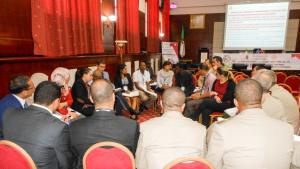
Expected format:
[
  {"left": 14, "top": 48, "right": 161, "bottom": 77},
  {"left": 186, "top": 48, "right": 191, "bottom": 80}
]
[
  {"left": 197, "top": 67, "right": 236, "bottom": 127},
  {"left": 51, "top": 67, "right": 79, "bottom": 121},
  {"left": 114, "top": 64, "right": 139, "bottom": 118},
  {"left": 71, "top": 67, "right": 94, "bottom": 116},
  {"left": 156, "top": 61, "right": 174, "bottom": 93}
]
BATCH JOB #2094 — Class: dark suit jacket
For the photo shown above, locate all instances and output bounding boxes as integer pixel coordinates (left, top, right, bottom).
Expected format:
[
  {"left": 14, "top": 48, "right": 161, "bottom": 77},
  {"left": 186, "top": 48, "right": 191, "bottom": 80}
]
[
  {"left": 114, "top": 74, "right": 134, "bottom": 91},
  {"left": 0, "top": 94, "right": 23, "bottom": 138},
  {"left": 3, "top": 105, "right": 74, "bottom": 169},
  {"left": 70, "top": 109, "right": 140, "bottom": 169},
  {"left": 71, "top": 79, "right": 93, "bottom": 116},
  {"left": 175, "top": 70, "right": 195, "bottom": 96}
]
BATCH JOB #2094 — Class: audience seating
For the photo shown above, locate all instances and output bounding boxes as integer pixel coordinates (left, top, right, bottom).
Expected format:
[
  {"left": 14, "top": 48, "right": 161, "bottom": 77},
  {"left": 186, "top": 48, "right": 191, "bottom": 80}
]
[
  {"left": 31, "top": 72, "right": 48, "bottom": 87},
  {"left": 234, "top": 74, "right": 247, "bottom": 83},
  {"left": 284, "top": 75, "right": 300, "bottom": 96},
  {"left": 0, "top": 140, "right": 37, "bottom": 169},
  {"left": 83, "top": 141, "right": 135, "bottom": 169},
  {"left": 68, "top": 68, "right": 77, "bottom": 86},
  {"left": 209, "top": 112, "right": 224, "bottom": 124},
  {"left": 164, "top": 157, "right": 213, "bottom": 169},
  {"left": 276, "top": 72, "right": 287, "bottom": 84}
]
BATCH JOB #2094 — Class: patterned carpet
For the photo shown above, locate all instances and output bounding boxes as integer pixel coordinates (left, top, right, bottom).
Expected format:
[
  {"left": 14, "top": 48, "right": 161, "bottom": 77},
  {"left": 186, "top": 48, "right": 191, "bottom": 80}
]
[{"left": 122, "top": 106, "right": 162, "bottom": 124}]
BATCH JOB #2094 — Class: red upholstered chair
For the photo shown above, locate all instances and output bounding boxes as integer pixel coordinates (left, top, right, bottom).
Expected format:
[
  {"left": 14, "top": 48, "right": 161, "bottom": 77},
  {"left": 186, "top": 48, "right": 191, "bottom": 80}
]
[
  {"left": 234, "top": 74, "right": 246, "bottom": 83},
  {"left": 209, "top": 112, "right": 224, "bottom": 124},
  {"left": 83, "top": 141, "right": 135, "bottom": 169},
  {"left": 164, "top": 157, "right": 214, "bottom": 169},
  {"left": 276, "top": 72, "right": 287, "bottom": 84},
  {"left": 284, "top": 75, "right": 300, "bottom": 96},
  {"left": 0, "top": 140, "right": 37, "bottom": 169},
  {"left": 278, "top": 83, "right": 293, "bottom": 93}
]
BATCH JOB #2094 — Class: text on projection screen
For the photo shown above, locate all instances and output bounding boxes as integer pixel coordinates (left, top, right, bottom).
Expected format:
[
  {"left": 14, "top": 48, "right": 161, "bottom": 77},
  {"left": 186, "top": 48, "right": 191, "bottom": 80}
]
[{"left": 223, "top": 2, "right": 289, "bottom": 50}]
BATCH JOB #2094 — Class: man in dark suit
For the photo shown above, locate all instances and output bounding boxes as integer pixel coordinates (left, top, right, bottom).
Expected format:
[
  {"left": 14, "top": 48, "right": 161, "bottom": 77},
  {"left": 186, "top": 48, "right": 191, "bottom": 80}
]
[
  {"left": 174, "top": 63, "right": 195, "bottom": 97},
  {"left": 0, "top": 75, "right": 35, "bottom": 138},
  {"left": 3, "top": 81, "right": 74, "bottom": 169},
  {"left": 70, "top": 79, "right": 139, "bottom": 169}
]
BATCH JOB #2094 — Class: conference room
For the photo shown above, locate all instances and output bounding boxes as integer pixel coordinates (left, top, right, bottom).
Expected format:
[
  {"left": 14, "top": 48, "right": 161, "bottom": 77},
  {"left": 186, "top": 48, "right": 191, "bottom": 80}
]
[{"left": 0, "top": 0, "right": 299, "bottom": 169}]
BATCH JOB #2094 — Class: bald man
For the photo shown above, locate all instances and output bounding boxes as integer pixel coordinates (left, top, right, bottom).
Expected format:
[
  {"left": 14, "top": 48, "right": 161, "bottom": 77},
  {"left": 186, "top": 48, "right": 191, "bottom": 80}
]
[
  {"left": 70, "top": 79, "right": 139, "bottom": 169},
  {"left": 136, "top": 87, "right": 206, "bottom": 169},
  {"left": 206, "top": 79, "right": 293, "bottom": 169}
]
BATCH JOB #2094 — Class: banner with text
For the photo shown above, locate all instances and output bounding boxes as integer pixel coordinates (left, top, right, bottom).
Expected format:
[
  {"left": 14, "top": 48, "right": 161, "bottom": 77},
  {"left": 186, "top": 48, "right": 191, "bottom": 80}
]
[
  {"left": 162, "top": 42, "right": 179, "bottom": 64},
  {"left": 214, "top": 53, "right": 300, "bottom": 70}
]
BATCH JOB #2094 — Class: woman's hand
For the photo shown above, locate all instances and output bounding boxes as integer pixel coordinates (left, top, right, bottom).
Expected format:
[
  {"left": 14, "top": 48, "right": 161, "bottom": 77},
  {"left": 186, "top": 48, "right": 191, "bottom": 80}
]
[
  {"left": 214, "top": 96, "right": 222, "bottom": 103},
  {"left": 210, "top": 91, "right": 218, "bottom": 97}
]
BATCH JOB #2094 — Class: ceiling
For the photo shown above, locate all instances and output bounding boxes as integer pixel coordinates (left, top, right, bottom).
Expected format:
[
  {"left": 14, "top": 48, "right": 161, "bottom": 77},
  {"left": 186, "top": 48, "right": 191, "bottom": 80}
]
[{"left": 170, "top": 0, "right": 300, "bottom": 15}]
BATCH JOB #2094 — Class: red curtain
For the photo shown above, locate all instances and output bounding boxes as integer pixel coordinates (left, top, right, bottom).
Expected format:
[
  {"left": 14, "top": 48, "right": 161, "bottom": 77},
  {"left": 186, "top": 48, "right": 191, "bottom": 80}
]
[
  {"left": 147, "top": 0, "right": 160, "bottom": 52},
  {"left": 162, "top": 0, "right": 170, "bottom": 41},
  {"left": 116, "top": 0, "right": 140, "bottom": 54},
  {"left": 126, "top": 0, "right": 140, "bottom": 53},
  {"left": 31, "top": 0, "right": 104, "bottom": 57}
]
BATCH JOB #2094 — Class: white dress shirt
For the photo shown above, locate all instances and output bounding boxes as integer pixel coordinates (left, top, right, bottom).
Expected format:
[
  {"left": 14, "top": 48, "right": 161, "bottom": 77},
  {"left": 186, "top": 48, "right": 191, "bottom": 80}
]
[
  {"left": 12, "top": 94, "right": 26, "bottom": 108},
  {"left": 133, "top": 70, "right": 151, "bottom": 90}
]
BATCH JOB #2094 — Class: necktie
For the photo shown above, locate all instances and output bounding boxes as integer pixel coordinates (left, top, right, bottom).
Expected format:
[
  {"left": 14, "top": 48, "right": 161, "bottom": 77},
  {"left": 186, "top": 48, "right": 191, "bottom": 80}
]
[{"left": 24, "top": 102, "right": 29, "bottom": 109}]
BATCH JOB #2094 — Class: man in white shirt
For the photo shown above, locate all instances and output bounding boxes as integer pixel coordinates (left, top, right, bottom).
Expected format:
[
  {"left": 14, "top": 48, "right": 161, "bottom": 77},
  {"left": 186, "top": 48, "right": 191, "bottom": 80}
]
[
  {"left": 206, "top": 79, "right": 294, "bottom": 169},
  {"left": 136, "top": 87, "right": 206, "bottom": 169},
  {"left": 267, "top": 70, "right": 299, "bottom": 134},
  {"left": 133, "top": 61, "right": 155, "bottom": 111},
  {"left": 252, "top": 69, "right": 287, "bottom": 122}
]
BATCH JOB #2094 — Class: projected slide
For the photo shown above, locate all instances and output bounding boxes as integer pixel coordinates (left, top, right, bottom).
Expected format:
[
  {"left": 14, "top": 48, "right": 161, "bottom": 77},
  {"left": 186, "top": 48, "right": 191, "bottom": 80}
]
[{"left": 223, "top": 2, "right": 289, "bottom": 50}]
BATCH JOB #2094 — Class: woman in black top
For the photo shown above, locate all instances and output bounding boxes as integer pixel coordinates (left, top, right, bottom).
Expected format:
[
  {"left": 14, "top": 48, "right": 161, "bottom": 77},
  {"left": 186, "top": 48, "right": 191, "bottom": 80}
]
[
  {"left": 114, "top": 64, "right": 139, "bottom": 117},
  {"left": 197, "top": 67, "right": 236, "bottom": 127},
  {"left": 71, "top": 67, "right": 94, "bottom": 116}
]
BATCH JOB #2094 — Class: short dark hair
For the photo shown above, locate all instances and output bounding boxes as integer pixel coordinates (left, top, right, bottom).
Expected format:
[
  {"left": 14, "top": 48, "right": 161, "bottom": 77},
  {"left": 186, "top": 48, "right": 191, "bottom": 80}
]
[
  {"left": 213, "top": 56, "right": 224, "bottom": 65},
  {"left": 91, "top": 79, "right": 114, "bottom": 104},
  {"left": 97, "top": 60, "right": 105, "bottom": 65},
  {"left": 199, "top": 63, "right": 209, "bottom": 71},
  {"left": 162, "top": 61, "right": 172, "bottom": 68},
  {"left": 75, "top": 67, "right": 91, "bottom": 82},
  {"left": 9, "top": 75, "right": 31, "bottom": 94},
  {"left": 34, "top": 81, "right": 61, "bottom": 106},
  {"left": 235, "top": 79, "right": 262, "bottom": 106},
  {"left": 253, "top": 65, "right": 265, "bottom": 71}
]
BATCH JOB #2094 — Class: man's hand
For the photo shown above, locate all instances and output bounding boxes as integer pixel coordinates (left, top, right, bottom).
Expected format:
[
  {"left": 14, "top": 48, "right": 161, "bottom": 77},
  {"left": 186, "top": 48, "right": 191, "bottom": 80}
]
[{"left": 191, "top": 92, "right": 201, "bottom": 100}]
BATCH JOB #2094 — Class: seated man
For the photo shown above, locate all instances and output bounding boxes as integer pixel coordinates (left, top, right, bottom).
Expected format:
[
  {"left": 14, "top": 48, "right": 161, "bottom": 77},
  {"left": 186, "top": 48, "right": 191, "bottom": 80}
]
[
  {"left": 133, "top": 61, "right": 156, "bottom": 111},
  {"left": 252, "top": 69, "right": 287, "bottom": 122},
  {"left": 174, "top": 63, "right": 195, "bottom": 97},
  {"left": 268, "top": 70, "right": 299, "bottom": 134},
  {"left": 3, "top": 81, "right": 74, "bottom": 169},
  {"left": 206, "top": 79, "right": 293, "bottom": 169},
  {"left": 70, "top": 79, "right": 139, "bottom": 169},
  {"left": 184, "top": 63, "right": 216, "bottom": 118},
  {"left": 93, "top": 60, "right": 110, "bottom": 81},
  {"left": 136, "top": 87, "right": 206, "bottom": 169},
  {"left": 0, "top": 75, "right": 35, "bottom": 138}
]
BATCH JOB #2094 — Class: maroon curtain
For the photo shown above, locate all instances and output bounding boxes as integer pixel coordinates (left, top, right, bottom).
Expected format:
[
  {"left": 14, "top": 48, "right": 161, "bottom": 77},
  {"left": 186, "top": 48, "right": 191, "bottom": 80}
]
[
  {"left": 162, "top": 0, "right": 170, "bottom": 41},
  {"left": 116, "top": 0, "right": 140, "bottom": 54},
  {"left": 31, "top": 0, "right": 104, "bottom": 56},
  {"left": 116, "top": 0, "right": 126, "bottom": 41},
  {"left": 147, "top": 0, "right": 160, "bottom": 52},
  {"left": 126, "top": 0, "right": 140, "bottom": 53}
]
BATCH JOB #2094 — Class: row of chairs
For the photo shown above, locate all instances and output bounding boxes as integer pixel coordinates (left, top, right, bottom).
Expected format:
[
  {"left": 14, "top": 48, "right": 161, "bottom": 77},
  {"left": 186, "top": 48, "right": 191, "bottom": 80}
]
[{"left": 0, "top": 140, "right": 213, "bottom": 169}]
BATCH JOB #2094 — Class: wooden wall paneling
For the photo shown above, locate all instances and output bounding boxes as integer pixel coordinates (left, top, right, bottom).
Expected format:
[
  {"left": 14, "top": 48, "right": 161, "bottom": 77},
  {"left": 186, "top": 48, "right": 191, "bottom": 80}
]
[
  {"left": 102, "top": 0, "right": 115, "bottom": 53},
  {"left": 0, "top": 0, "right": 33, "bottom": 56},
  {"left": 0, "top": 53, "right": 161, "bottom": 98},
  {"left": 289, "top": 10, "right": 300, "bottom": 52},
  {"left": 139, "top": 11, "right": 146, "bottom": 52}
]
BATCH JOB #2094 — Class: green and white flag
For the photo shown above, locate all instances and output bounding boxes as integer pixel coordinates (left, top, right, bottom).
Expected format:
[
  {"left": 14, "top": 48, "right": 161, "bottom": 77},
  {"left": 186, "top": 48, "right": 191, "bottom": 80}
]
[{"left": 179, "top": 25, "right": 185, "bottom": 57}]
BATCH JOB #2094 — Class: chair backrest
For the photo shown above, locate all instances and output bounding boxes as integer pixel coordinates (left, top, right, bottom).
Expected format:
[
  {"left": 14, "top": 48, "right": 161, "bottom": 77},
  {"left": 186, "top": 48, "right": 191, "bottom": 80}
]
[
  {"left": 68, "top": 68, "right": 77, "bottom": 87},
  {"left": 276, "top": 72, "right": 287, "bottom": 84},
  {"left": 31, "top": 72, "right": 48, "bottom": 87},
  {"left": 164, "top": 157, "right": 214, "bottom": 169},
  {"left": 284, "top": 75, "right": 300, "bottom": 92},
  {"left": 278, "top": 83, "right": 293, "bottom": 93},
  {"left": 0, "top": 140, "right": 37, "bottom": 169},
  {"left": 83, "top": 141, "right": 135, "bottom": 169},
  {"left": 234, "top": 74, "right": 246, "bottom": 83}
]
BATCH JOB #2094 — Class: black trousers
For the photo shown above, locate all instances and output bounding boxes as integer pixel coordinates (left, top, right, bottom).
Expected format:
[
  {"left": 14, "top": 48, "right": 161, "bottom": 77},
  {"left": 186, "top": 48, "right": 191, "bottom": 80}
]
[{"left": 197, "top": 98, "right": 233, "bottom": 128}]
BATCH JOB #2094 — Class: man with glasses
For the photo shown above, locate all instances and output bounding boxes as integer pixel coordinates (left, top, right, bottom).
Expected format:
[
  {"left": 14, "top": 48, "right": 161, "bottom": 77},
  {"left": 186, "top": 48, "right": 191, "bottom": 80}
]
[{"left": 0, "top": 75, "right": 35, "bottom": 138}]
